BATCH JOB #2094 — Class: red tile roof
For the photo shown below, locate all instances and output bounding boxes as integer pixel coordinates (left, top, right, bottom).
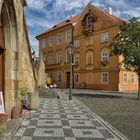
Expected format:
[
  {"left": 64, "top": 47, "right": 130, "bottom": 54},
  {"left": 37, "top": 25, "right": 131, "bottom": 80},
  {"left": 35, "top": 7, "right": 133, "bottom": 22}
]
[
  {"left": 36, "top": 14, "right": 81, "bottom": 38},
  {"left": 36, "top": 4, "right": 125, "bottom": 38}
]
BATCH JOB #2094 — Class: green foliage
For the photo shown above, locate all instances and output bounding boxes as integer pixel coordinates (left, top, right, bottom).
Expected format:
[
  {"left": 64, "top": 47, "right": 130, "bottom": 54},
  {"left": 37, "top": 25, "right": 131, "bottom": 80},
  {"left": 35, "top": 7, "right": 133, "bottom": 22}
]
[
  {"left": 101, "top": 60, "right": 108, "bottom": 67},
  {"left": 109, "top": 17, "right": 140, "bottom": 74},
  {"left": 18, "top": 87, "right": 28, "bottom": 100}
]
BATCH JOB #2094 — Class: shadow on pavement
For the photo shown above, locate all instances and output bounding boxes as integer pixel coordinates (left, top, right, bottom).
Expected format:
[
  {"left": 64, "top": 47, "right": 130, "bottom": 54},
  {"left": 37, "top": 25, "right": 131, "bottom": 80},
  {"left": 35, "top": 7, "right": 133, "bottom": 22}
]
[{"left": 73, "top": 93, "right": 138, "bottom": 100}]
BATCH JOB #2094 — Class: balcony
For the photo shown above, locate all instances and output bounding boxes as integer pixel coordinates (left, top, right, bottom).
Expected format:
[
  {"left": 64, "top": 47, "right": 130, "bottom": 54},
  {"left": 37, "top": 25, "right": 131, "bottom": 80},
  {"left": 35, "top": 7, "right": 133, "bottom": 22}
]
[{"left": 82, "top": 24, "right": 93, "bottom": 36}]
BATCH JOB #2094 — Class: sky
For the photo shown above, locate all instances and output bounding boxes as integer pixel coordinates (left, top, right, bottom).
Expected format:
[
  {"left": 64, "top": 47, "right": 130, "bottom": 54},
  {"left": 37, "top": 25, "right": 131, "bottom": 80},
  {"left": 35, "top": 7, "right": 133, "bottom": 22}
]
[{"left": 24, "top": 0, "right": 140, "bottom": 55}]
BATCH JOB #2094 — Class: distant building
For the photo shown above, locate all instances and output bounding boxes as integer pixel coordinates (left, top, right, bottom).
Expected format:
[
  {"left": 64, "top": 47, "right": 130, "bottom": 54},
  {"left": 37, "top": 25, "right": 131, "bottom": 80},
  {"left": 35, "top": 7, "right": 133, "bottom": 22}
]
[
  {"left": 36, "top": 3, "right": 138, "bottom": 91},
  {"left": 0, "top": 0, "right": 37, "bottom": 116}
]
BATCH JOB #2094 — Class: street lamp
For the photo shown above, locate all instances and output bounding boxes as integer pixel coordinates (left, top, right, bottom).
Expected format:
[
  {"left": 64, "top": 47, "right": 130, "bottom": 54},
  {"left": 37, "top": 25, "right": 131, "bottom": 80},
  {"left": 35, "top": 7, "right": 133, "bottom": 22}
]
[
  {"left": 60, "top": 60, "right": 64, "bottom": 92},
  {"left": 68, "top": 42, "right": 74, "bottom": 100}
]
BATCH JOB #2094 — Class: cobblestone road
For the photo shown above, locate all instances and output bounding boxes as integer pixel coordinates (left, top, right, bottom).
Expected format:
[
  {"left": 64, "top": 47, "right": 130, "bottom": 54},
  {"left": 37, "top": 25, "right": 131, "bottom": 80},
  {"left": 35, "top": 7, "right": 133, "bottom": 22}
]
[{"left": 14, "top": 91, "right": 126, "bottom": 140}]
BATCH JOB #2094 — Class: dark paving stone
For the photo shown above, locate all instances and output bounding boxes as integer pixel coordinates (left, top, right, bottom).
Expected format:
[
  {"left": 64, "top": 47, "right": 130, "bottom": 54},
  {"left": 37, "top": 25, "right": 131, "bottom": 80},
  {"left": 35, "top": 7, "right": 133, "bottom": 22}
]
[
  {"left": 71, "top": 126, "right": 96, "bottom": 129},
  {"left": 33, "top": 137, "right": 65, "bottom": 140},
  {"left": 32, "top": 114, "right": 40, "bottom": 118},
  {"left": 60, "top": 110, "right": 65, "bottom": 113},
  {"left": 86, "top": 114, "right": 94, "bottom": 119},
  {"left": 30, "top": 120, "right": 38, "bottom": 126},
  {"left": 99, "top": 129, "right": 114, "bottom": 138},
  {"left": 35, "top": 110, "right": 41, "bottom": 113},
  {"left": 61, "top": 120, "right": 70, "bottom": 126},
  {"left": 45, "top": 121, "right": 53, "bottom": 124},
  {"left": 60, "top": 114, "right": 67, "bottom": 118},
  {"left": 44, "top": 130, "right": 54, "bottom": 134},
  {"left": 92, "top": 120, "right": 102, "bottom": 127},
  {"left": 36, "top": 126, "right": 62, "bottom": 128},
  {"left": 23, "top": 128, "right": 35, "bottom": 136},
  {"left": 76, "top": 138, "right": 106, "bottom": 140},
  {"left": 63, "top": 129, "right": 75, "bottom": 137},
  {"left": 82, "top": 131, "right": 93, "bottom": 135}
]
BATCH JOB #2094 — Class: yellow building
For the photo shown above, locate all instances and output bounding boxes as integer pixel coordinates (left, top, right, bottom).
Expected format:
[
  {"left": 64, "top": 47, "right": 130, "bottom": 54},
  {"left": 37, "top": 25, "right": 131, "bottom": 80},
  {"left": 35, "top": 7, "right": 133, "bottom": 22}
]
[{"left": 37, "top": 4, "right": 138, "bottom": 91}]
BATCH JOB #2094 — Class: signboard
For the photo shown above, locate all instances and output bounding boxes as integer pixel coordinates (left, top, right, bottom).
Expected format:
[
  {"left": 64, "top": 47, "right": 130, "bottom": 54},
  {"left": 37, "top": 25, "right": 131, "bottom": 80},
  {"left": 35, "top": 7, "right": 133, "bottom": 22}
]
[{"left": 0, "top": 91, "right": 5, "bottom": 113}]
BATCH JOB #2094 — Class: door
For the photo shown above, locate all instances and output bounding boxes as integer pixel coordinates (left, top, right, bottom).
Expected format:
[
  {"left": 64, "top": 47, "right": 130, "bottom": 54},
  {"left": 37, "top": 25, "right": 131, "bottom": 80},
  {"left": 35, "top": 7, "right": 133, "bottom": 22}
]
[{"left": 66, "top": 72, "right": 70, "bottom": 88}]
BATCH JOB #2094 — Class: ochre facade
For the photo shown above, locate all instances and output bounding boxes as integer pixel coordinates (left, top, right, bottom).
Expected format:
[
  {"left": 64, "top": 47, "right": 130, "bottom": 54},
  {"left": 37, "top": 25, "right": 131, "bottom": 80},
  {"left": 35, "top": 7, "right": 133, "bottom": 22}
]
[
  {"left": 0, "top": 0, "right": 36, "bottom": 116},
  {"left": 37, "top": 4, "right": 138, "bottom": 92}
]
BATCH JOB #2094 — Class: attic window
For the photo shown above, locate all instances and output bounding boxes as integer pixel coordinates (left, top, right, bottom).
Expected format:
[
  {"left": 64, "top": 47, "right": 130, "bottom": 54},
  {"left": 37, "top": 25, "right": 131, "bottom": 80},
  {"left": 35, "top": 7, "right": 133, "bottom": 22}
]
[
  {"left": 65, "top": 19, "right": 71, "bottom": 23},
  {"left": 53, "top": 25, "right": 57, "bottom": 28}
]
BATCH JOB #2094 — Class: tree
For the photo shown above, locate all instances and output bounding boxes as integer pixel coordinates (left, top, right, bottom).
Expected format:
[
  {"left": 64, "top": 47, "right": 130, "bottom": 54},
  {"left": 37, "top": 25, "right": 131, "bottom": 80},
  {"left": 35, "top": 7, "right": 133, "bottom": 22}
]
[{"left": 109, "top": 17, "right": 140, "bottom": 99}]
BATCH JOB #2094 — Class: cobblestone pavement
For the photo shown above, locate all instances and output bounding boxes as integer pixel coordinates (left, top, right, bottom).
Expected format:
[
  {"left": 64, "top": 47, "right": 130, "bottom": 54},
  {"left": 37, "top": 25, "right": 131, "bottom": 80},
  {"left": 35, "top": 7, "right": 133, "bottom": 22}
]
[{"left": 14, "top": 91, "right": 126, "bottom": 140}]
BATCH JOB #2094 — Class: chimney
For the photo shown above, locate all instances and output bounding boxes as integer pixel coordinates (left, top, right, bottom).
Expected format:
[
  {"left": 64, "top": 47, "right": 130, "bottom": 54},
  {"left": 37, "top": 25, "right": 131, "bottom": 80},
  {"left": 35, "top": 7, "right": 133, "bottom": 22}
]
[{"left": 104, "top": 7, "right": 112, "bottom": 15}]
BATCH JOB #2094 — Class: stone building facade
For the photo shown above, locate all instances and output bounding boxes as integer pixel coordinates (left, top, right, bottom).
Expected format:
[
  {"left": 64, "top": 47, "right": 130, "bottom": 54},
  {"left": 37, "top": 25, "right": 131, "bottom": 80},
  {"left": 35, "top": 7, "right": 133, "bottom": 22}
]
[
  {"left": 0, "top": 0, "right": 36, "bottom": 116},
  {"left": 37, "top": 4, "right": 138, "bottom": 91}
]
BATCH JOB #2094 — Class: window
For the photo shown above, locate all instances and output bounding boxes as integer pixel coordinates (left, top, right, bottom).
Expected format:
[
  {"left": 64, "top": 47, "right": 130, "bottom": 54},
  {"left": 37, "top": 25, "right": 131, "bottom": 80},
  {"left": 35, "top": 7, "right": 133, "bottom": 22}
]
[
  {"left": 66, "top": 48, "right": 71, "bottom": 63},
  {"left": 102, "top": 72, "right": 109, "bottom": 83},
  {"left": 75, "top": 73, "right": 80, "bottom": 83},
  {"left": 124, "top": 73, "right": 128, "bottom": 83},
  {"left": 49, "top": 36, "right": 54, "bottom": 47},
  {"left": 57, "top": 51, "right": 62, "bottom": 64},
  {"left": 42, "top": 39, "right": 46, "bottom": 48},
  {"left": 131, "top": 74, "right": 134, "bottom": 83},
  {"left": 57, "top": 34, "right": 62, "bottom": 45},
  {"left": 74, "top": 40, "right": 79, "bottom": 48},
  {"left": 58, "top": 72, "right": 62, "bottom": 82},
  {"left": 101, "top": 32, "right": 109, "bottom": 43},
  {"left": 66, "top": 31, "right": 71, "bottom": 42},
  {"left": 74, "top": 53, "right": 80, "bottom": 65},
  {"left": 48, "top": 52, "right": 53, "bottom": 64},
  {"left": 101, "top": 50, "right": 109, "bottom": 62},
  {"left": 86, "top": 51, "right": 93, "bottom": 65}
]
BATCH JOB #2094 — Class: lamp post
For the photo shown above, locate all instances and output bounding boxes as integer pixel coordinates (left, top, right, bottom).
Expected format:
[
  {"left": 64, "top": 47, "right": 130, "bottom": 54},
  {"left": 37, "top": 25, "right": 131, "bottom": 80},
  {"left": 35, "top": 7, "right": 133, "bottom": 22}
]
[
  {"left": 60, "top": 60, "right": 64, "bottom": 92},
  {"left": 68, "top": 43, "right": 74, "bottom": 100}
]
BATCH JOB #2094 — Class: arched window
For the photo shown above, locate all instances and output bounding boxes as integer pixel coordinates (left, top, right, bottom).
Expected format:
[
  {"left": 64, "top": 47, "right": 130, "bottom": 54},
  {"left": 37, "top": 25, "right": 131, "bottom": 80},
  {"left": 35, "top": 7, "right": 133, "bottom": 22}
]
[
  {"left": 74, "top": 53, "right": 80, "bottom": 65},
  {"left": 101, "top": 49, "right": 109, "bottom": 62},
  {"left": 86, "top": 51, "right": 93, "bottom": 65}
]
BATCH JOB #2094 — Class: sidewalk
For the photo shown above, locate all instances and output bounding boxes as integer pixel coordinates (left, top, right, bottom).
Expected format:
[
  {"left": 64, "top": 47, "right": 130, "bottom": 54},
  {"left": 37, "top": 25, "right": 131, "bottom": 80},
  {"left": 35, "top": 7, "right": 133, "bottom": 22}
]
[{"left": 14, "top": 90, "right": 128, "bottom": 140}]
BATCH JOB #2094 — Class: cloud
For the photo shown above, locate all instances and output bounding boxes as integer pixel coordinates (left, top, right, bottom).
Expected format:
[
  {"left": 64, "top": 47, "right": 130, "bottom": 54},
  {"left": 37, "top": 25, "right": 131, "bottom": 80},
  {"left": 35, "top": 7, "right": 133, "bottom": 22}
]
[{"left": 25, "top": 0, "right": 140, "bottom": 55}]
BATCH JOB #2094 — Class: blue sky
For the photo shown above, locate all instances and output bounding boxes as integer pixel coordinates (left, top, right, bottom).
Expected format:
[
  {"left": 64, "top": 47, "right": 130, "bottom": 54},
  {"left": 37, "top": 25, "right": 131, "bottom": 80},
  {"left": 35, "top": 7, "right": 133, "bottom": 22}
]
[{"left": 25, "top": 0, "right": 140, "bottom": 55}]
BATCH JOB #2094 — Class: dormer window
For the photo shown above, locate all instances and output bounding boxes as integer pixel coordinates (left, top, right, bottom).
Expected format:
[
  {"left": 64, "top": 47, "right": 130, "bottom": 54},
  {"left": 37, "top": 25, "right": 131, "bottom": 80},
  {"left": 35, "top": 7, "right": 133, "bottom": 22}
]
[
  {"left": 65, "top": 19, "right": 71, "bottom": 23},
  {"left": 53, "top": 25, "right": 57, "bottom": 28}
]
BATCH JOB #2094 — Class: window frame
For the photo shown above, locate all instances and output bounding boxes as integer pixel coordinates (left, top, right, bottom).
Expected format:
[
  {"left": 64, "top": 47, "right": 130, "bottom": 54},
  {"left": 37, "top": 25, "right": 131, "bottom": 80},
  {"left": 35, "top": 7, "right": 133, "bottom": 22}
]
[
  {"left": 74, "top": 73, "right": 80, "bottom": 83},
  {"left": 57, "top": 72, "right": 62, "bottom": 82},
  {"left": 101, "top": 32, "right": 109, "bottom": 43},
  {"left": 49, "top": 36, "right": 54, "bottom": 47},
  {"left": 66, "top": 30, "right": 71, "bottom": 42},
  {"left": 130, "top": 74, "right": 135, "bottom": 83},
  {"left": 48, "top": 52, "right": 54, "bottom": 64},
  {"left": 41, "top": 38, "right": 46, "bottom": 48},
  {"left": 57, "top": 51, "right": 62, "bottom": 64},
  {"left": 123, "top": 73, "right": 128, "bottom": 83},
  {"left": 101, "top": 72, "right": 109, "bottom": 84},
  {"left": 57, "top": 34, "right": 62, "bottom": 45},
  {"left": 74, "top": 40, "right": 79, "bottom": 48}
]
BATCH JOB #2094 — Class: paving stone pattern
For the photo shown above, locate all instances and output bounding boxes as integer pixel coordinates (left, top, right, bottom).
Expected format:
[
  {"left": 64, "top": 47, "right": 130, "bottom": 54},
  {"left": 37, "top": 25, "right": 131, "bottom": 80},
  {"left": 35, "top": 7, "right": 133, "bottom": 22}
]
[{"left": 14, "top": 92, "right": 123, "bottom": 140}]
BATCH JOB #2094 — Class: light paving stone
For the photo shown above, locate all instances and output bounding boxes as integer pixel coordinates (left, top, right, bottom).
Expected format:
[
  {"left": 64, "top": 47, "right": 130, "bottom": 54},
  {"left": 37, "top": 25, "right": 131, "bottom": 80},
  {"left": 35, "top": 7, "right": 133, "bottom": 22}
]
[
  {"left": 69, "top": 120, "right": 94, "bottom": 127},
  {"left": 72, "top": 129, "right": 104, "bottom": 138},
  {"left": 34, "top": 128, "right": 64, "bottom": 137},
  {"left": 37, "top": 120, "right": 62, "bottom": 127},
  {"left": 40, "top": 114, "right": 60, "bottom": 119},
  {"left": 67, "top": 114, "right": 88, "bottom": 120}
]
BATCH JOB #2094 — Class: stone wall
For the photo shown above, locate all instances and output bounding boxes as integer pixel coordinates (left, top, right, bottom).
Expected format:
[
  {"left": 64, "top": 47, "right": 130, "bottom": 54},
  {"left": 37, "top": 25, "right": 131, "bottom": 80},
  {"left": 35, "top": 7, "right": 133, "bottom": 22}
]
[{"left": 0, "top": 0, "right": 36, "bottom": 116}]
